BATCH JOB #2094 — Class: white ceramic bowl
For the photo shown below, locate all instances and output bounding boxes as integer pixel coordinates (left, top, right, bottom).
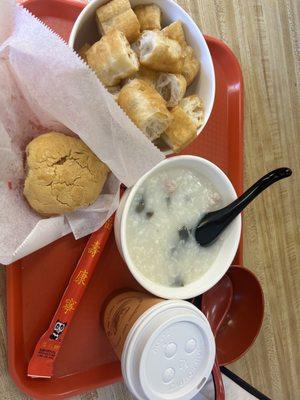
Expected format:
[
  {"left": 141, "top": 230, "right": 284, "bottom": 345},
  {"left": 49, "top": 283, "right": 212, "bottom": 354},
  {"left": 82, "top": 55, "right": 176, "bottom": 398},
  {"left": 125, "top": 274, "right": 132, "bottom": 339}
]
[
  {"left": 114, "top": 156, "right": 242, "bottom": 299},
  {"left": 69, "top": 0, "right": 215, "bottom": 153}
]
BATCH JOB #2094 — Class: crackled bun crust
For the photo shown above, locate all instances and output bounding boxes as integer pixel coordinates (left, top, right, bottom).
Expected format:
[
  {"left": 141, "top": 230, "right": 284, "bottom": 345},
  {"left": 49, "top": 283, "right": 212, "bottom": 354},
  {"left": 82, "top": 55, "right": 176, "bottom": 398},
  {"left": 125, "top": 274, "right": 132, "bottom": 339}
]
[{"left": 23, "top": 132, "right": 109, "bottom": 216}]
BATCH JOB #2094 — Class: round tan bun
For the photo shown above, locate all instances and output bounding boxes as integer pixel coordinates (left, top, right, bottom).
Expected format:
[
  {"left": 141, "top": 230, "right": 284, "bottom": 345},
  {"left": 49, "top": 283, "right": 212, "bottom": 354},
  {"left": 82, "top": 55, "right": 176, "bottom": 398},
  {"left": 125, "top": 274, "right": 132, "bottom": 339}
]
[{"left": 23, "top": 132, "right": 109, "bottom": 216}]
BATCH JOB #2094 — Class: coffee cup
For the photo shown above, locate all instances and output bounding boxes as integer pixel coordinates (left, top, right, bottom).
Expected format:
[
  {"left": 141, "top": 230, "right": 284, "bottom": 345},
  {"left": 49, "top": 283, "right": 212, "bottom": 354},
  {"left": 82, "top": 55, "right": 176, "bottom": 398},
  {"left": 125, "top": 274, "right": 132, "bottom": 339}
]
[{"left": 104, "top": 291, "right": 215, "bottom": 400}]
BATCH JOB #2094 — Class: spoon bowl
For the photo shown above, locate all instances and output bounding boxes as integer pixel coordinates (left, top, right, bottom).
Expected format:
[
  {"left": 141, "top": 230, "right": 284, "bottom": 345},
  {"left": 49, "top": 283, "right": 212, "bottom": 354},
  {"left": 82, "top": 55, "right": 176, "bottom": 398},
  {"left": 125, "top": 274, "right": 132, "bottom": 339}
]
[
  {"left": 201, "top": 275, "right": 233, "bottom": 334},
  {"left": 216, "top": 265, "right": 264, "bottom": 365}
]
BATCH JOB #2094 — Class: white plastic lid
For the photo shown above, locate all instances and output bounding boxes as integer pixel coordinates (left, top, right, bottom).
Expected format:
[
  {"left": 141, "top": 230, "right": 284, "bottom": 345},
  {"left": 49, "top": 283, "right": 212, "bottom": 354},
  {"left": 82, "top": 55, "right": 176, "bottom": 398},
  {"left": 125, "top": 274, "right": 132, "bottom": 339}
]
[{"left": 121, "top": 301, "right": 215, "bottom": 400}]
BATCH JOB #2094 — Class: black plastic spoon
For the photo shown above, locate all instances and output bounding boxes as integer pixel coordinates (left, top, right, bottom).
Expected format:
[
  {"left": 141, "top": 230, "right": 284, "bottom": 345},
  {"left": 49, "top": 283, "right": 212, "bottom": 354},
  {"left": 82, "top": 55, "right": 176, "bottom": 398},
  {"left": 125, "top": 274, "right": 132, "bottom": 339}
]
[{"left": 195, "top": 167, "right": 292, "bottom": 247}]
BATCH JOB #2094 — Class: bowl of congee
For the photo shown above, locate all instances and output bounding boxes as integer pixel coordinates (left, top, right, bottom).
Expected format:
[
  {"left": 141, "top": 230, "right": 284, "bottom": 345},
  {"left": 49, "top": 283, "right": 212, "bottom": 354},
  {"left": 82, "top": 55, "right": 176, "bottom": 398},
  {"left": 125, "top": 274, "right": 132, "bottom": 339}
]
[{"left": 114, "top": 156, "right": 241, "bottom": 299}]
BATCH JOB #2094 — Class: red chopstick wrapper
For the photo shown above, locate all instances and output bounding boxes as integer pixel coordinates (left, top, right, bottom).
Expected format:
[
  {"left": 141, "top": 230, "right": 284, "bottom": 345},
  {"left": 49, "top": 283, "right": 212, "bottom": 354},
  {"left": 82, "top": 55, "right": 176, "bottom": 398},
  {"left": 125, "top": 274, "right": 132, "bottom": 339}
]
[{"left": 27, "top": 215, "right": 114, "bottom": 378}]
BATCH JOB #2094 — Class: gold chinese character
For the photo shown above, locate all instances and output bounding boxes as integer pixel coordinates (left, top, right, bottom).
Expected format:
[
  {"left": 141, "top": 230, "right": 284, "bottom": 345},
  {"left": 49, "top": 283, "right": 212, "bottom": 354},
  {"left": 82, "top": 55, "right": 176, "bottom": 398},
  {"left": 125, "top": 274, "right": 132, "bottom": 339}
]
[
  {"left": 63, "top": 298, "right": 77, "bottom": 314},
  {"left": 88, "top": 240, "right": 101, "bottom": 257},
  {"left": 53, "top": 345, "right": 60, "bottom": 350},
  {"left": 104, "top": 218, "right": 113, "bottom": 230},
  {"left": 74, "top": 269, "right": 88, "bottom": 286}
]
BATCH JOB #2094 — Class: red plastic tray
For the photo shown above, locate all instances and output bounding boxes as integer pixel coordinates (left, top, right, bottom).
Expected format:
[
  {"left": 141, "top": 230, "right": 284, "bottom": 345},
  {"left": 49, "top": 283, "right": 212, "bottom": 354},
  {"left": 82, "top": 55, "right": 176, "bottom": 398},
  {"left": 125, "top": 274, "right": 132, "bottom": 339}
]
[{"left": 7, "top": 1, "right": 244, "bottom": 398}]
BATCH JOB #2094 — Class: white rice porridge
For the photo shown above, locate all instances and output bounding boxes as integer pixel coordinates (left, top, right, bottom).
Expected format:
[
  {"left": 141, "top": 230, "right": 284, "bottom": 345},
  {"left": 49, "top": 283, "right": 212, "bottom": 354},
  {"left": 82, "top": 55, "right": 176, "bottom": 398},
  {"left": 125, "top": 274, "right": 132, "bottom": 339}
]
[{"left": 126, "top": 167, "right": 223, "bottom": 287}]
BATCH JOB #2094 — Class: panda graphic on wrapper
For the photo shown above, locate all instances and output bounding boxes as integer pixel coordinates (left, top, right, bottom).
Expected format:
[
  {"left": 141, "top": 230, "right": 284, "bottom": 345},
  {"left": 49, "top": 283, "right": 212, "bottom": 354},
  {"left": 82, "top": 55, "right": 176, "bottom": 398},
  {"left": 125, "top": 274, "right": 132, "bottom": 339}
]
[{"left": 50, "top": 320, "right": 67, "bottom": 341}]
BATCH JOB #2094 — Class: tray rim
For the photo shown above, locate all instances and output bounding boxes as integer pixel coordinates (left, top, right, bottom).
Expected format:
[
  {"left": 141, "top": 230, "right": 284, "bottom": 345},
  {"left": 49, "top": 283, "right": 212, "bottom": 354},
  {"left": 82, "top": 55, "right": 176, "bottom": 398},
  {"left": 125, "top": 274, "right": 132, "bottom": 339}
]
[{"left": 6, "top": 3, "right": 244, "bottom": 398}]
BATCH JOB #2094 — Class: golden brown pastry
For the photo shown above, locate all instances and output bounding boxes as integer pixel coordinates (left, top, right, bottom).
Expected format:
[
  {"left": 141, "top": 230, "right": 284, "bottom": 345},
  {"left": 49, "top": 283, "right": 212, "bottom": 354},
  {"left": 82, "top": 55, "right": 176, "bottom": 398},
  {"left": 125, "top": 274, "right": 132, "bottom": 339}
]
[
  {"left": 162, "top": 106, "right": 197, "bottom": 153},
  {"left": 96, "top": 0, "right": 140, "bottom": 43},
  {"left": 96, "top": 0, "right": 129, "bottom": 21},
  {"left": 86, "top": 29, "right": 139, "bottom": 86},
  {"left": 162, "top": 21, "right": 200, "bottom": 86},
  {"left": 181, "top": 45, "right": 200, "bottom": 86},
  {"left": 162, "top": 21, "right": 187, "bottom": 47},
  {"left": 78, "top": 43, "right": 91, "bottom": 62},
  {"left": 101, "top": 9, "right": 141, "bottom": 43},
  {"left": 118, "top": 79, "right": 172, "bottom": 141},
  {"left": 124, "top": 65, "right": 158, "bottom": 88},
  {"left": 156, "top": 73, "right": 187, "bottom": 107},
  {"left": 139, "top": 30, "right": 183, "bottom": 73},
  {"left": 24, "top": 132, "right": 109, "bottom": 216},
  {"left": 135, "top": 65, "right": 158, "bottom": 87},
  {"left": 133, "top": 4, "right": 162, "bottom": 31},
  {"left": 180, "top": 95, "right": 204, "bottom": 128}
]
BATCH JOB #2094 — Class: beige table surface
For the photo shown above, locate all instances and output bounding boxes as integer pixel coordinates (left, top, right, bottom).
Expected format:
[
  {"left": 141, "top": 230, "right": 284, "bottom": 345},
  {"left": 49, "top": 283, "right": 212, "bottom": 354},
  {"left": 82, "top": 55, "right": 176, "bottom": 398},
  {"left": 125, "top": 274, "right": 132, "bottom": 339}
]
[{"left": 0, "top": 0, "right": 299, "bottom": 399}]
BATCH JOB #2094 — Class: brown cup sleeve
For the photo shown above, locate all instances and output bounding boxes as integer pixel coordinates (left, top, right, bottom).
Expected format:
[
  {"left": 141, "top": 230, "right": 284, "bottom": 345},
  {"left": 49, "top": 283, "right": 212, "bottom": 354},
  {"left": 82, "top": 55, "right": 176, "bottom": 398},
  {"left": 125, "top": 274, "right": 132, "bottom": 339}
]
[{"left": 104, "top": 291, "right": 163, "bottom": 358}]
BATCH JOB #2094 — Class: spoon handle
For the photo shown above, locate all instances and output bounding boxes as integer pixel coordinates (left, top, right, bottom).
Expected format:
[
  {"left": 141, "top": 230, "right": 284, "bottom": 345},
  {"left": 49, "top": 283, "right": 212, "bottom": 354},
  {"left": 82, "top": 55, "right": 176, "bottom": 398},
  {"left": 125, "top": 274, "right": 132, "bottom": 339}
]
[
  {"left": 219, "top": 167, "right": 291, "bottom": 218},
  {"left": 196, "top": 167, "right": 292, "bottom": 246},
  {"left": 212, "top": 361, "right": 225, "bottom": 400}
]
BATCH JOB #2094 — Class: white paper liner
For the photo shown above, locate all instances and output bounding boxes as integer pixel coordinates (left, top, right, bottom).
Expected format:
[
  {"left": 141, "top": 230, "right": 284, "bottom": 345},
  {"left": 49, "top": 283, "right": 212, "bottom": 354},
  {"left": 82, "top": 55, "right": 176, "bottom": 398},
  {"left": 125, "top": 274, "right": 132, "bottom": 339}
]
[{"left": 0, "top": 0, "right": 164, "bottom": 265}]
